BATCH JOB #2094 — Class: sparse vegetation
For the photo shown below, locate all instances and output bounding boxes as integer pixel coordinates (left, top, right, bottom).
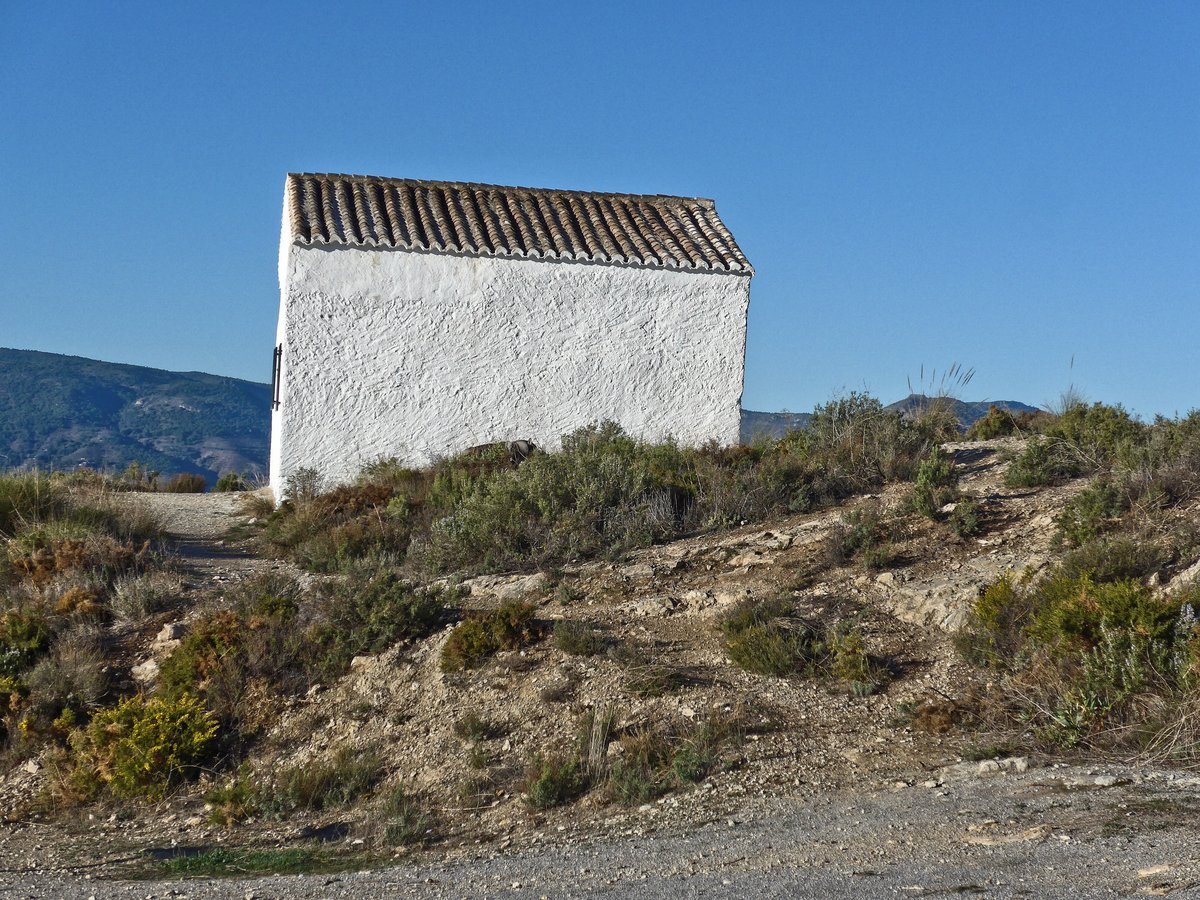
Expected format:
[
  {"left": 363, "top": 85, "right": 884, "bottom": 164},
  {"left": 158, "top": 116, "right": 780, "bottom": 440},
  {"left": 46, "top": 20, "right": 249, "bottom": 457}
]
[
  {"left": 262, "top": 394, "right": 946, "bottom": 579},
  {"left": 214, "top": 472, "right": 247, "bottom": 492},
  {"left": 258, "top": 746, "right": 385, "bottom": 816},
  {"left": 553, "top": 619, "right": 607, "bottom": 656}
]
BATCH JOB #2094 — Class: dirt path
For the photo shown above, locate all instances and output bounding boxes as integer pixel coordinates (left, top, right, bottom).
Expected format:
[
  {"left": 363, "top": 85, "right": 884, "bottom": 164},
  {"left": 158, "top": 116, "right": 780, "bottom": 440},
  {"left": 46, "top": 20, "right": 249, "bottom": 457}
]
[{"left": 122, "top": 491, "right": 292, "bottom": 585}]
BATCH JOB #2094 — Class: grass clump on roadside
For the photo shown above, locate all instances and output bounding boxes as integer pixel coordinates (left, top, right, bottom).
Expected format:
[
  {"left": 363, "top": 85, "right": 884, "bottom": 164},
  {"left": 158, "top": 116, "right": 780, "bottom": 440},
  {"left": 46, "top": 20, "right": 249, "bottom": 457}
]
[
  {"left": 257, "top": 746, "right": 385, "bottom": 816},
  {"left": 522, "top": 752, "right": 589, "bottom": 809}
]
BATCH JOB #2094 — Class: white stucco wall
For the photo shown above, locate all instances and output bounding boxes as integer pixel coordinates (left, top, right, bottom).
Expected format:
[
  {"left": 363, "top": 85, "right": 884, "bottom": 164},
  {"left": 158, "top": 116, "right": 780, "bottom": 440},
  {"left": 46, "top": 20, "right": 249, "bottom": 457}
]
[{"left": 268, "top": 244, "right": 750, "bottom": 500}]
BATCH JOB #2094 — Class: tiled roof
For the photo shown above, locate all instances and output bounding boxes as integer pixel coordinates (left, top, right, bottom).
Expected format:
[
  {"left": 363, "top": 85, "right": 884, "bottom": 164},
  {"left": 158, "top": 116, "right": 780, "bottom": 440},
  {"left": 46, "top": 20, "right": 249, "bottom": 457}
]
[{"left": 284, "top": 173, "right": 752, "bottom": 274}]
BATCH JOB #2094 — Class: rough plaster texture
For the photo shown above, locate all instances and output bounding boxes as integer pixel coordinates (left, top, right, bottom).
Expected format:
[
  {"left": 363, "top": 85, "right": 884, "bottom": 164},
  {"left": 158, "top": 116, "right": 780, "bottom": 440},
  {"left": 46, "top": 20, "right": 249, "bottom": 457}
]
[{"left": 269, "top": 244, "right": 750, "bottom": 499}]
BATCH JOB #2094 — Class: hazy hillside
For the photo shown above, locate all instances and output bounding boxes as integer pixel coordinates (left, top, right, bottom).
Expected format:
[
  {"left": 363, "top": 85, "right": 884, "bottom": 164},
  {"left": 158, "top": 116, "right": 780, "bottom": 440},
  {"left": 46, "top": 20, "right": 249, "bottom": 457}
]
[{"left": 0, "top": 348, "right": 270, "bottom": 483}]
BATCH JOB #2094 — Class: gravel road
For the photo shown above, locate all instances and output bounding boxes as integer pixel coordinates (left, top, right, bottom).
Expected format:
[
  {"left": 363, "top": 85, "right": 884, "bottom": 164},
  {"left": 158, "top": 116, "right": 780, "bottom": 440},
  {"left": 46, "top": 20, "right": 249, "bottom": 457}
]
[{"left": 3, "top": 762, "right": 1199, "bottom": 899}]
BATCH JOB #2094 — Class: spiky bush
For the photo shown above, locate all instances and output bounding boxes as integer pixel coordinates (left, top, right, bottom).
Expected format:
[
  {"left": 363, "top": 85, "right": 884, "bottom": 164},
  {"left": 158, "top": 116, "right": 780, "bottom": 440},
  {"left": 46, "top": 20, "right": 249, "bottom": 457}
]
[{"left": 66, "top": 693, "right": 217, "bottom": 800}]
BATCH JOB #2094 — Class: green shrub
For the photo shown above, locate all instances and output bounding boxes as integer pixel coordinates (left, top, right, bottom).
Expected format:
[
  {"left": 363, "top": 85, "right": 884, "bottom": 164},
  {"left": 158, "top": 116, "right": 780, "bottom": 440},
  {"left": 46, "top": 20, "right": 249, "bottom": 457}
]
[
  {"left": 1054, "top": 480, "right": 1126, "bottom": 548},
  {"left": 0, "top": 609, "right": 52, "bottom": 677},
  {"left": 1005, "top": 404, "right": 1146, "bottom": 489},
  {"left": 67, "top": 693, "right": 217, "bottom": 800},
  {"left": 523, "top": 753, "right": 588, "bottom": 809},
  {"left": 164, "top": 473, "right": 207, "bottom": 493},
  {"left": 607, "top": 729, "right": 674, "bottom": 804},
  {"left": 205, "top": 773, "right": 258, "bottom": 825},
  {"left": 911, "top": 446, "right": 957, "bottom": 519},
  {"left": 827, "top": 623, "right": 890, "bottom": 696},
  {"left": 721, "top": 599, "right": 819, "bottom": 676},
  {"left": 1005, "top": 438, "right": 1076, "bottom": 488},
  {"left": 379, "top": 787, "right": 436, "bottom": 845},
  {"left": 1026, "top": 575, "right": 1180, "bottom": 654},
  {"left": 956, "top": 573, "right": 1041, "bottom": 667},
  {"left": 824, "top": 505, "right": 891, "bottom": 567},
  {"left": 214, "top": 472, "right": 247, "bottom": 492},
  {"left": 264, "top": 395, "right": 940, "bottom": 579},
  {"left": 948, "top": 497, "right": 982, "bottom": 537},
  {"left": 439, "top": 600, "right": 541, "bottom": 672},
  {"left": 1059, "top": 536, "right": 1168, "bottom": 584},
  {"left": 606, "top": 714, "right": 740, "bottom": 805},
  {"left": 957, "top": 567, "right": 1200, "bottom": 749},
  {"left": 966, "top": 406, "right": 1019, "bottom": 440},
  {"left": 553, "top": 620, "right": 607, "bottom": 656},
  {"left": 304, "top": 573, "right": 450, "bottom": 680}
]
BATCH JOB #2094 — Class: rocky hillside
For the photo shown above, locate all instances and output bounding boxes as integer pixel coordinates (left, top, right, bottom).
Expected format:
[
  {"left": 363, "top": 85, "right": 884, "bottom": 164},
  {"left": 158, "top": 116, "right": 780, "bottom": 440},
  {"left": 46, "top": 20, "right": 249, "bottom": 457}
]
[
  {"left": 0, "top": 348, "right": 270, "bottom": 483},
  {"left": 2, "top": 400, "right": 1200, "bottom": 891}
]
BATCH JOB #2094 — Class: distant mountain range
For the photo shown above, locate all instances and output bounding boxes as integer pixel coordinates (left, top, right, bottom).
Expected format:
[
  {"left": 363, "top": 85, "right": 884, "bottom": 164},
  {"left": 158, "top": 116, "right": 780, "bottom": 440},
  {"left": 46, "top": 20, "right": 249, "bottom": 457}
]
[
  {"left": 0, "top": 348, "right": 1042, "bottom": 481},
  {"left": 0, "top": 348, "right": 270, "bottom": 483}
]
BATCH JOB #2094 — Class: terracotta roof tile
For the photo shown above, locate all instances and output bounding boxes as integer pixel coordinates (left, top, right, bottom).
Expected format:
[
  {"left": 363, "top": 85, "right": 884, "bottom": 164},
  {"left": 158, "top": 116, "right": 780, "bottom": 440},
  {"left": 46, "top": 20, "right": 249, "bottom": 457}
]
[{"left": 284, "top": 173, "right": 752, "bottom": 274}]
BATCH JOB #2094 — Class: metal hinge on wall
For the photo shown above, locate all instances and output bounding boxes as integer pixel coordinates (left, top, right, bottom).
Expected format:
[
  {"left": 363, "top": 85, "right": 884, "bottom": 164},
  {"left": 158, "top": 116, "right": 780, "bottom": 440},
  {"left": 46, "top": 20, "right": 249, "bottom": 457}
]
[{"left": 271, "top": 344, "right": 283, "bottom": 410}]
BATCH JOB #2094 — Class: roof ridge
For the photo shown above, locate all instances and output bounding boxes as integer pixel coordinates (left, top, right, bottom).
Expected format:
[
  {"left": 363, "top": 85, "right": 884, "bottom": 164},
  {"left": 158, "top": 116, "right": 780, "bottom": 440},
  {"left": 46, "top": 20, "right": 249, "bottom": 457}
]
[{"left": 286, "top": 173, "right": 716, "bottom": 208}]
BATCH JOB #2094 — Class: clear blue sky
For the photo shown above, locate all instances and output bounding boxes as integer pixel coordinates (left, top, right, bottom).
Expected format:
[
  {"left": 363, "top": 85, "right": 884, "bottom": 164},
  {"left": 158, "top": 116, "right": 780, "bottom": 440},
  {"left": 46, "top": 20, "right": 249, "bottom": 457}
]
[{"left": 2, "top": 1, "right": 1197, "bottom": 417}]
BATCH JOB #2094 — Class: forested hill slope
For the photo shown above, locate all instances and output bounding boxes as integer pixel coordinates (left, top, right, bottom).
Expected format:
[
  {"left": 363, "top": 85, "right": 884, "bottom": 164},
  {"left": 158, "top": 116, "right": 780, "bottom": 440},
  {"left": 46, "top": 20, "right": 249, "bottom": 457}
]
[{"left": 0, "top": 348, "right": 270, "bottom": 483}]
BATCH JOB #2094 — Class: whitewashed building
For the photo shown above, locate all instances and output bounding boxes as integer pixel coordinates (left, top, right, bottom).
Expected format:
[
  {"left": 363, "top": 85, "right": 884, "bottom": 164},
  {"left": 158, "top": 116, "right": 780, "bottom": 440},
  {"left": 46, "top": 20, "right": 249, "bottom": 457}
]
[{"left": 268, "top": 173, "right": 752, "bottom": 500}]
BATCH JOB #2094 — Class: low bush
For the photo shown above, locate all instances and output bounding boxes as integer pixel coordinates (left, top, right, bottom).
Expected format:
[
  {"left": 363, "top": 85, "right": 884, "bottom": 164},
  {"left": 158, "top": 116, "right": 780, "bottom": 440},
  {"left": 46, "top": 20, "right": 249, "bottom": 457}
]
[
  {"left": 158, "top": 572, "right": 451, "bottom": 740},
  {"left": 214, "top": 473, "right": 247, "bottom": 492},
  {"left": 164, "top": 473, "right": 207, "bottom": 493},
  {"left": 1004, "top": 402, "right": 1146, "bottom": 488},
  {"left": 440, "top": 600, "right": 541, "bottom": 672},
  {"left": 1054, "top": 480, "right": 1126, "bottom": 548},
  {"left": 911, "top": 446, "right": 957, "bottom": 519},
  {"left": 957, "top": 568, "right": 1200, "bottom": 751},
  {"left": 966, "top": 406, "right": 1048, "bottom": 440},
  {"left": 264, "top": 394, "right": 944, "bottom": 580},
  {"left": 606, "top": 713, "right": 742, "bottom": 806},
  {"left": 824, "top": 505, "right": 893, "bottom": 567},
  {"left": 523, "top": 752, "right": 588, "bottom": 809},
  {"left": 721, "top": 599, "right": 820, "bottom": 676},
  {"left": 66, "top": 692, "right": 217, "bottom": 800},
  {"left": 948, "top": 497, "right": 983, "bottom": 538},
  {"left": 827, "top": 623, "right": 891, "bottom": 696},
  {"left": 1059, "top": 535, "right": 1169, "bottom": 584}
]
